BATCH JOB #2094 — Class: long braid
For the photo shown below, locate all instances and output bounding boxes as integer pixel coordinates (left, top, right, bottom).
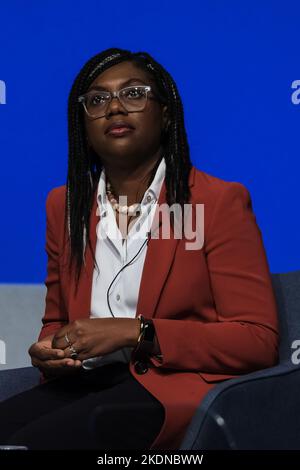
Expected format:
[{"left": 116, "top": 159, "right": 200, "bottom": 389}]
[{"left": 65, "top": 48, "right": 192, "bottom": 292}]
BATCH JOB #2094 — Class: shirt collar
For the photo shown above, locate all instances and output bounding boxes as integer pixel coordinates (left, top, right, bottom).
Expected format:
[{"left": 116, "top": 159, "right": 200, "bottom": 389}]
[{"left": 96, "top": 156, "right": 166, "bottom": 216}]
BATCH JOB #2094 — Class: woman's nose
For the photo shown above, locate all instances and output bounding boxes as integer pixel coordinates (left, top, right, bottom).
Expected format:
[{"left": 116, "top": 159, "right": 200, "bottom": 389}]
[{"left": 105, "top": 94, "right": 128, "bottom": 117}]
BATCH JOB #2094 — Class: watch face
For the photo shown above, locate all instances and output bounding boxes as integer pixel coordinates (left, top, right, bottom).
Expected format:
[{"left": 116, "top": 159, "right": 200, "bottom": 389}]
[
  {"left": 140, "top": 320, "right": 155, "bottom": 356},
  {"left": 132, "top": 320, "right": 155, "bottom": 361},
  {"left": 144, "top": 320, "right": 155, "bottom": 342}
]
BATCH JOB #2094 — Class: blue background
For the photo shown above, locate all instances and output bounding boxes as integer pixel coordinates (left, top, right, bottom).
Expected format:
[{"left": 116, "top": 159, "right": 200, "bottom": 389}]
[{"left": 0, "top": 0, "right": 299, "bottom": 282}]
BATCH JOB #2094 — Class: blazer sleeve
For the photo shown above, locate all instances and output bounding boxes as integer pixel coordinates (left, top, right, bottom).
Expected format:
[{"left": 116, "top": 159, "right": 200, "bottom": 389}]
[
  {"left": 38, "top": 188, "right": 68, "bottom": 341},
  {"left": 149, "top": 182, "right": 279, "bottom": 373}
]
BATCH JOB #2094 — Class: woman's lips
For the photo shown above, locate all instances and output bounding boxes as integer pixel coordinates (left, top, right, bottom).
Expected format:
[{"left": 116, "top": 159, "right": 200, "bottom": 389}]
[{"left": 107, "top": 127, "right": 134, "bottom": 136}]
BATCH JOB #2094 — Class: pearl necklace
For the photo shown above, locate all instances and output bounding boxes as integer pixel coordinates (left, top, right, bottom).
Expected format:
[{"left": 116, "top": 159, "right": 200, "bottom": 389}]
[{"left": 106, "top": 180, "right": 141, "bottom": 216}]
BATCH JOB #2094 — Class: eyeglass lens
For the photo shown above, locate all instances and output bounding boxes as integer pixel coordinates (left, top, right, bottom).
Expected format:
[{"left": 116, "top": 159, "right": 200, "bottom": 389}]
[{"left": 84, "top": 86, "right": 149, "bottom": 117}]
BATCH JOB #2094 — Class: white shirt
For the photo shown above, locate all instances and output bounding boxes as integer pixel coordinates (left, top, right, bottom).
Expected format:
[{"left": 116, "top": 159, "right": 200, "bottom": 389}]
[{"left": 82, "top": 156, "right": 166, "bottom": 369}]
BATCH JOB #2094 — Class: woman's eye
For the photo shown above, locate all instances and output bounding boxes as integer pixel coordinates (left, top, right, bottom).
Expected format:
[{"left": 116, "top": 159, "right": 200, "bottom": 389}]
[
  {"left": 124, "top": 88, "right": 144, "bottom": 99},
  {"left": 90, "top": 94, "right": 106, "bottom": 106}
]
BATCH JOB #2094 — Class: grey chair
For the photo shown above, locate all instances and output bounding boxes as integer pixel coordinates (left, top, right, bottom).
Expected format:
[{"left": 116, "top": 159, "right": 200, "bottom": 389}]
[
  {"left": 0, "top": 271, "right": 300, "bottom": 449},
  {"left": 180, "top": 270, "right": 300, "bottom": 450},
  {"left": 0, "top": 284, "right": 45, "bottom": 371},
  {"left": 0, "top": 284, "right": 43, "bottom": 401}
]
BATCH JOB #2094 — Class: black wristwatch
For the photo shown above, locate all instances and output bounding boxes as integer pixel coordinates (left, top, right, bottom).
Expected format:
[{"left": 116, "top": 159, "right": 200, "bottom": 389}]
[{"left": 132, "top": 315, "right": 156, "bottom": 360}]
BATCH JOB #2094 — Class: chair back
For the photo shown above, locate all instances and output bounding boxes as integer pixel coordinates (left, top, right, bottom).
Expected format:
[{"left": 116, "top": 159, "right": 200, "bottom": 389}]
[{"left": 271, "top": 271, "right": 300, "bottom": 362}]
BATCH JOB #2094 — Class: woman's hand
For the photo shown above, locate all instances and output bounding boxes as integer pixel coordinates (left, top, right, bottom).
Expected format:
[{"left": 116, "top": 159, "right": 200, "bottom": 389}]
[
  {"left": 28, "top": 334, "right": 82, "bottom": 378},
  {"left": 52, "top": 318, "right": 140, "bottom": 361}
]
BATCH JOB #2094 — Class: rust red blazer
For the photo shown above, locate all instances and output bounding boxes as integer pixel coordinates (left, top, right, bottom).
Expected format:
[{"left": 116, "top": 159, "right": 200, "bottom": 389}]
[{"left": 39, "top": 165, "right": 279, "bottom": 450}]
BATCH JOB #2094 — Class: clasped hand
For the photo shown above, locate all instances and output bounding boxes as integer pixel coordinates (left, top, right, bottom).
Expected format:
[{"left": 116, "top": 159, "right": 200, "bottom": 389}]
[
  {"left": 29, "top": 318, "right": 140, "bottom": 378},
  {"left": 52, "top": 318, "right": 138, "bottom": 360}
]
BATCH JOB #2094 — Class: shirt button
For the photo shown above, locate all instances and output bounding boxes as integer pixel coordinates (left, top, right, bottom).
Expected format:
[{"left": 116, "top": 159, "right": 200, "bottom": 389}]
[
  {"left": 116, "top": 294, "right": 120, "bottom": 301},
  {"left": 146, "top": 195, "right": 152, "bottom": 203}
]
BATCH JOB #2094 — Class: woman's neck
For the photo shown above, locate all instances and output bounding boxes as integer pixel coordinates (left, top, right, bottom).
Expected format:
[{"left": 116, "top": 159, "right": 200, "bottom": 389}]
[{"left": 103, "top": 152, "right": 163, "bottom": 206}]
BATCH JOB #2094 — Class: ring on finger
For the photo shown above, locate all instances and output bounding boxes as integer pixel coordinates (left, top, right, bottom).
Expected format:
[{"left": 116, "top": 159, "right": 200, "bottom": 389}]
[
  {"left": 68, "top": 344, "right": 78, "bottom": 359},
  {"left": 64, "top": 333, "right": 72, "bottom": 347}
]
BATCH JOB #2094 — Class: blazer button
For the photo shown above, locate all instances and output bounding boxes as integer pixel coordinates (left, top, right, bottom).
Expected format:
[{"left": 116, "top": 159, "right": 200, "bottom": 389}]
[{"left": 134, "top": 361, "right": 148, "bottom": 375}]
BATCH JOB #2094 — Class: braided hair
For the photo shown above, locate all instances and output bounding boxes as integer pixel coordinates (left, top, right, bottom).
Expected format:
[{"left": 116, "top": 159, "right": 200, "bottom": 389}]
[{"left": 65, "top": 47, "right": 192, "bottom": 292}]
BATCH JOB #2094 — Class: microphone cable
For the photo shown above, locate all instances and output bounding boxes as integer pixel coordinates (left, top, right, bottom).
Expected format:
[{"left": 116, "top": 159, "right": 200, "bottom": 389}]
[{"left": 106, "top": 221, "right": 162, "bottom": 362}]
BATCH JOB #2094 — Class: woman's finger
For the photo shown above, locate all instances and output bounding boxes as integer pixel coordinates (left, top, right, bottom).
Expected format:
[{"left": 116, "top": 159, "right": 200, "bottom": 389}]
[
  {"left": 33, "top": 357, "right": 82, "bottom": 370},
  {"left": 52, "top": 332, "right": 75, "bottom": 350},
  {"left": 30, "top": 343, "right": 65, "bottom": 361},
  {"left": 63, "top": 342, "right": 84, "bottom": 360},
  {"left": 45, "top": 358, "right": 82, "bottom": 368}
]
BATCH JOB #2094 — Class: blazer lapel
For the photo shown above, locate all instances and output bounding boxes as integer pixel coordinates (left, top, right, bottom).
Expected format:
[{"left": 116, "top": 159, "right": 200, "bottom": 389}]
[
  {"left": 136, "top": 166, "right": 195, "bottom": 319},
  {"left": 68, "top": 165, "right": 196, "bottom": 321}
]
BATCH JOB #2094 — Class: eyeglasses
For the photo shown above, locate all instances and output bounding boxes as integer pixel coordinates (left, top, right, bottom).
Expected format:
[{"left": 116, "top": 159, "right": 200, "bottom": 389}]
[{"left": 78, "top": 85, "right": 156, "bottom": 119}]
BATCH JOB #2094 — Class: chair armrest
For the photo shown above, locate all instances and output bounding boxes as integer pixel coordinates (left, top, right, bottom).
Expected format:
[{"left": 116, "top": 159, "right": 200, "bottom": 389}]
[
  {"left": 0, "top": 367, "right": 40, "bottom": 402},
  {"left": 180, "top": 362, "right": 300, "bottom": 450}
]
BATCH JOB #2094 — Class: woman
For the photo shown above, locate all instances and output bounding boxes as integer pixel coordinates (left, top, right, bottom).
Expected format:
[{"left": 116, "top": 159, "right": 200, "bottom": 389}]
[{"left": 0, "top": 47, "right": 279, "bottom": 450}]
